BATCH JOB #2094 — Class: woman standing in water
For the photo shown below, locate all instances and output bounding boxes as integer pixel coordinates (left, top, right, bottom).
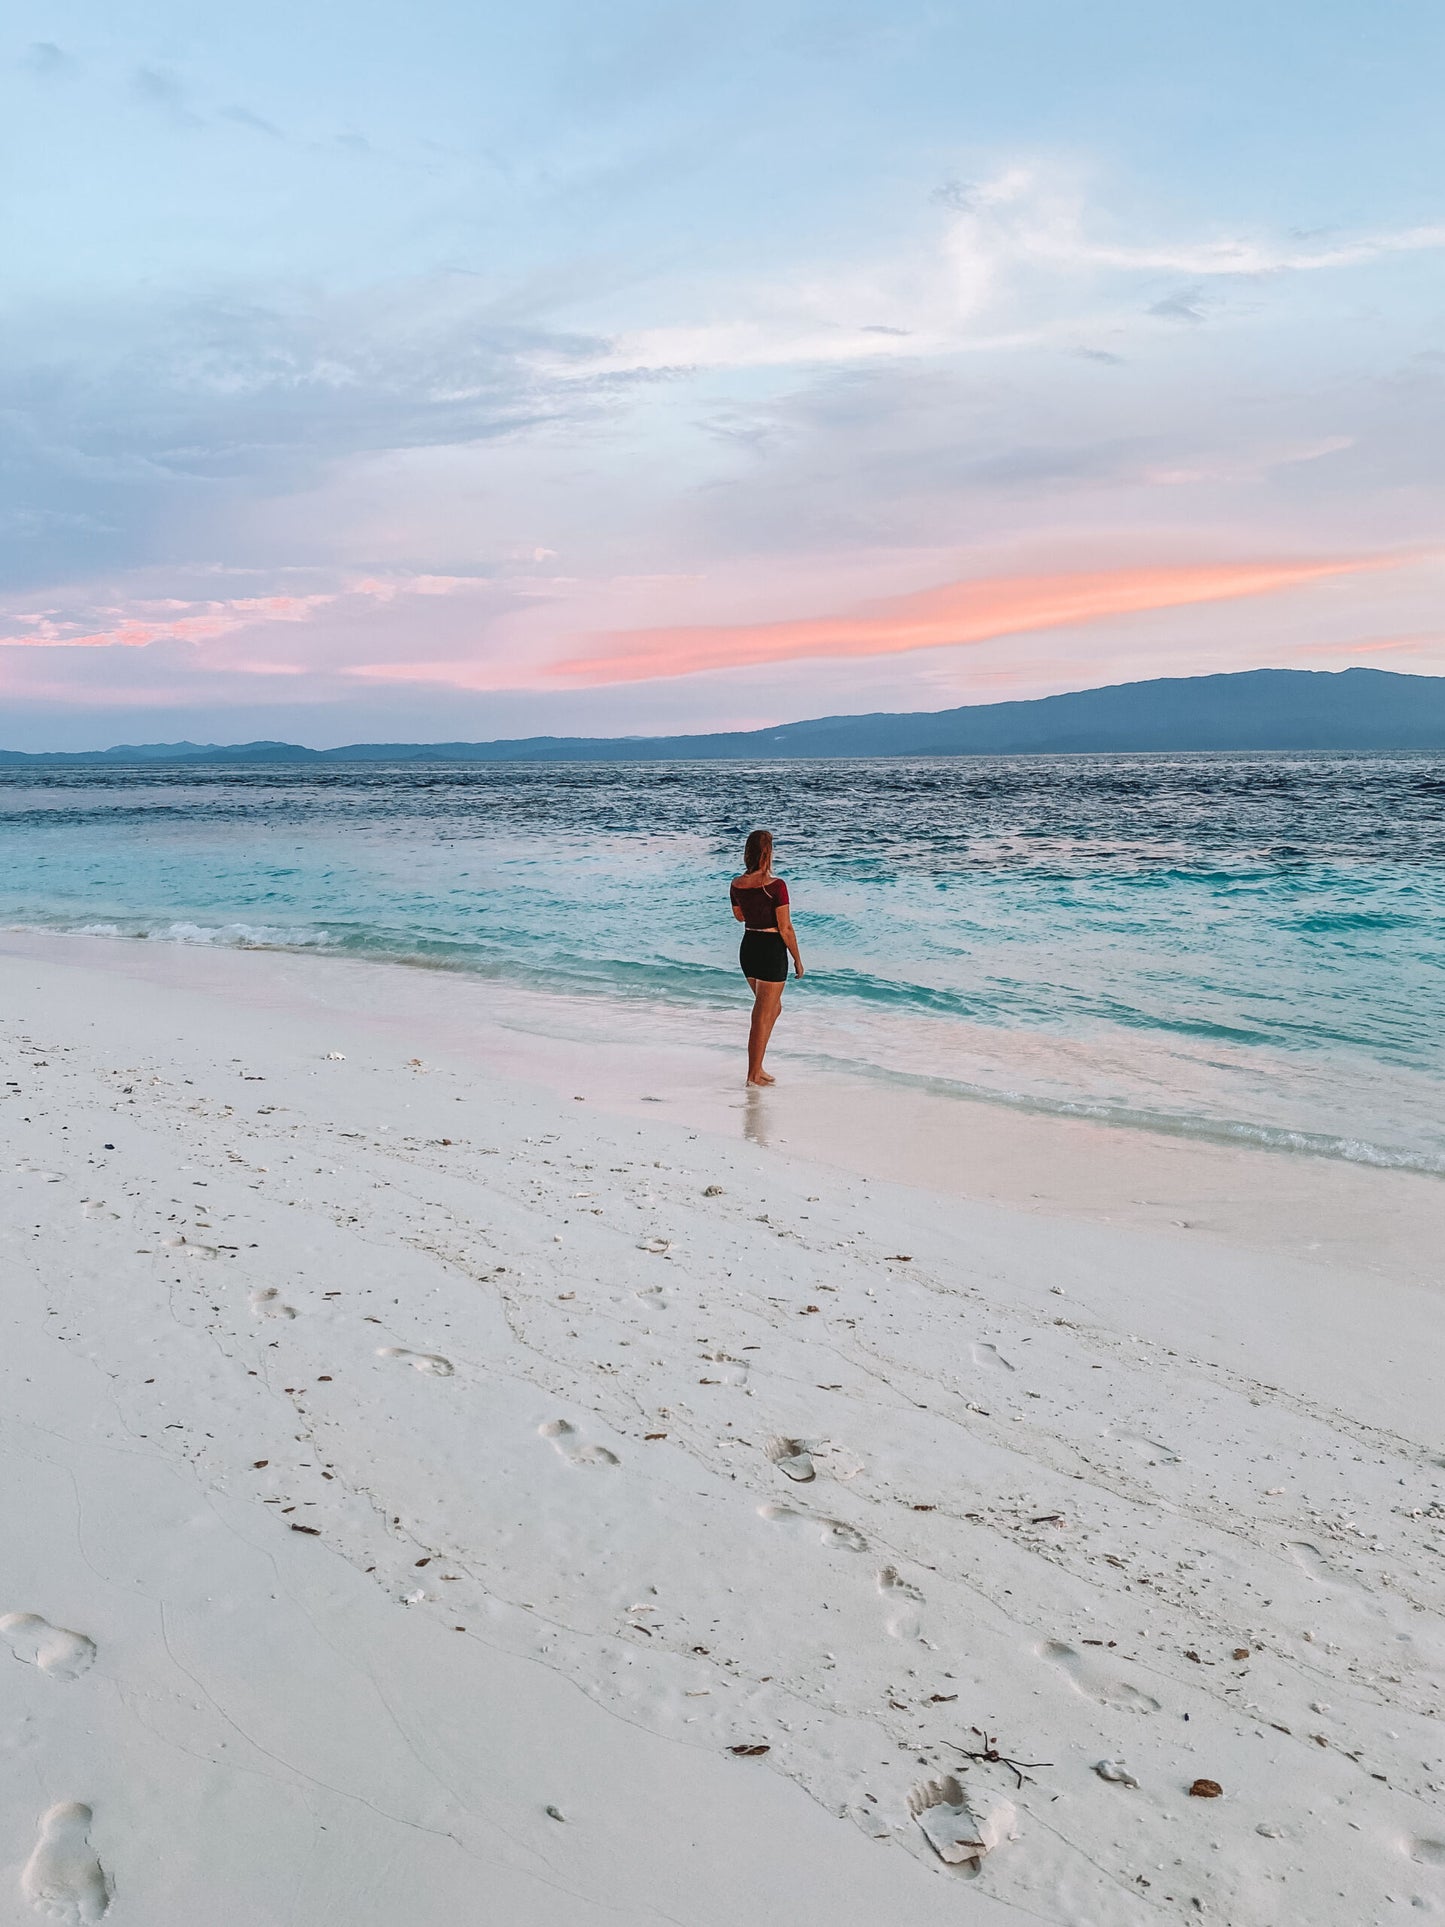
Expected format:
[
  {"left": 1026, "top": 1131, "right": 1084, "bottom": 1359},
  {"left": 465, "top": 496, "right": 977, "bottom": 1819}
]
[{"left": 730, "top": 828, "right": 804, "bottom": 1086}]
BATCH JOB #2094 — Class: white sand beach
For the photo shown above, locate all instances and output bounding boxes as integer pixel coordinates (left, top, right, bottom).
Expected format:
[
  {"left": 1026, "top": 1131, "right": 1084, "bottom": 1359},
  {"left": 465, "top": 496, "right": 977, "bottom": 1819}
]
[{"left": 2, "top": 931, "right": 1443, "bottom": 1925}]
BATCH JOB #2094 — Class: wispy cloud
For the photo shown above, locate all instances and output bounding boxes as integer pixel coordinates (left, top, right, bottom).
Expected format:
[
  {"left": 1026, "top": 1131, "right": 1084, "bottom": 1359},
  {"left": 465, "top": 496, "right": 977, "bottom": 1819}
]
[
  {"left": 1141, "top": 435, "right": 1356, "bottom": 488},
  {"left": 345, "top": 658, "right": 534, "bottom": 693},
  {"left": 1148, "top": 287, "right": 1209, "bottom": 324},
  {"left": 24, "top": 41, "right": 74, "bottom": 78},
  {"left": 1290, "top": 630, "right": 1445, "bottom": 659},
  {"left": 131, "top": 65, "right": 201, "bottom": 125},
  {"left": 1049, "top": 223, "right": 1445, "bottom": 276},
  {"left": 552, "top": 167, "right": 1445, "bottom": 380},
  {"left": 0, "top": 276, "right": 614, "bottom": 590},
  {"left": 0, "top": 595, "right": 333, "bottom": 653},
  {"left": 0, "top": 576, "right": 480, "bottom": 654},
  {"left": 218, "top": 103, "right": 283, "bottom": 137},
  {"left": 550, "top": 556, "right": 1402, "bottom": 685}
]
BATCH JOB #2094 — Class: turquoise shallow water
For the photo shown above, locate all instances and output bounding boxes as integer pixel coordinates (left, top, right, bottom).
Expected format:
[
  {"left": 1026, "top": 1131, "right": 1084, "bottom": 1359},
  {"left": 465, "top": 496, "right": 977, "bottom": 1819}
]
[{"left": 3, "top": 753, "right": 1444, "bottom": 1170}]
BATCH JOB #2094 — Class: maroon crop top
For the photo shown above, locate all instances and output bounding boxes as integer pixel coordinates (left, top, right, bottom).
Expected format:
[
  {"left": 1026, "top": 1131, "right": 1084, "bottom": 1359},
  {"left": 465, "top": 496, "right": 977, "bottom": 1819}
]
[{"left": 731, "top": 876, "right": 789, "bottom": 930}]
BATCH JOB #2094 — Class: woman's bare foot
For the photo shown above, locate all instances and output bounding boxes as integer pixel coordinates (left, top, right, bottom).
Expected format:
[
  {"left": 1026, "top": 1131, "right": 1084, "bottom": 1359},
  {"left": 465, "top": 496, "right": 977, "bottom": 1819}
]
[{"left": 747, "top": 1071, "right": 776, "bottom": 1086}]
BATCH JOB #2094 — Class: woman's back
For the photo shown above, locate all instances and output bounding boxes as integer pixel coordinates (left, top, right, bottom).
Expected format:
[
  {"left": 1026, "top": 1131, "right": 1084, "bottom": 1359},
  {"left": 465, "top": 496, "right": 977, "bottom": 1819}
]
[{"left": 730, "top": 872, "right": 789, "bottom": 931}]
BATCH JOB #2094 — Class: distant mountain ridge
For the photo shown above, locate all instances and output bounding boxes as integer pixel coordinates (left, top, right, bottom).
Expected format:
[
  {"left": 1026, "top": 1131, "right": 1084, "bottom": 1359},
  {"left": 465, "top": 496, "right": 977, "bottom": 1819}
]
[{"left": 5, "top": 667, "right": 1445, "bottom": 764}]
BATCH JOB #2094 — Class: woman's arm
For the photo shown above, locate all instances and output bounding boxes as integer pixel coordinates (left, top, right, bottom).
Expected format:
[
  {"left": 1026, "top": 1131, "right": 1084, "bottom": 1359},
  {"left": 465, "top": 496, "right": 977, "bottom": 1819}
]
[{"left": 775, "top": 903, "right": 804, "bottom": 976}]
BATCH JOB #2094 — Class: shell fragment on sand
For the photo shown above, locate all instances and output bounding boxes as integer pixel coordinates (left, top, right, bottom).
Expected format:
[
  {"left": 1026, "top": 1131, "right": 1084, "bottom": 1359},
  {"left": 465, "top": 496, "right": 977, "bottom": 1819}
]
[
  {"left": 907, "top": 1775, "right": 1018, "bottom": 1865},
  {"left": 765, "top": 1434, "right": 864, "bottom": 1483},
  {"left": 765, "top": 1435, "right": 816, "bottom": 1482},
  {"left": 1094, "top": 1759, "right": 1140, "bottom": 1787}
]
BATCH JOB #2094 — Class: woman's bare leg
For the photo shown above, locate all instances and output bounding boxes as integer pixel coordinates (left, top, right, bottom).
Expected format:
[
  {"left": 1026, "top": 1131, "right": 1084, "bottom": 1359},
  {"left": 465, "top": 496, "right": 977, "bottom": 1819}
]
[
  {"left": 756, "top": 990, "right": 784, "bottom": 1074},
  {"left": 746, "top": 979, "right": 769, "bottom": 1082},
  {"left": 747, "top": 979, "right": 785, "bottom": 1084}
]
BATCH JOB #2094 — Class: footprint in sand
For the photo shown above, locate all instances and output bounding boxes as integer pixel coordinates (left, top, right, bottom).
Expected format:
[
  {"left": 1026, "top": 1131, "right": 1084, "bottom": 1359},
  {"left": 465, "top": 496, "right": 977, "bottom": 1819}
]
[
  {"left": 877, "top": 1565, "right": 925, "bottom": 1639},
  {"left": 766, "top": 1436, "right": 816, "bottom": 1482},
  {"left": 161, "top": 1235, "right": 218, "bottom": 1260},
  {"left": 971, "top": 1342, "right": 1014, "bottom": 1372},
  {"left": 249, "top": 1288, "right": 296, "bottom": 1321},
  {"left": 540, "top": 1419, "right": 619, "bottom": 1466},
  {"left": 698, "top": 1350, "right": 748, "bottom": 1386},
  {"left": 757, "top": 1503, "right": 867, "bottom": 1552},
  {"left": 376, "top": 1346, "right": 454, "bottom": 1377},
  {"left": 0, "top": 1614, "right": 96, "bottom": 1681},
  {"left": 1409, "top": 1838, "right": 1445, "bottom": 1866},
  {"left": 1288, "top": 1541, "right": 1355, "bottom": 1588},
  {"left": 22, "top": 1802, "right": 110, "bottom": 1923},
  {"left": 1041, "top": 1640, "right": 1161, "bottom": 1712},
  {"left": 1105, "top": 1424, "right": 1180, "bottom": 1466}
]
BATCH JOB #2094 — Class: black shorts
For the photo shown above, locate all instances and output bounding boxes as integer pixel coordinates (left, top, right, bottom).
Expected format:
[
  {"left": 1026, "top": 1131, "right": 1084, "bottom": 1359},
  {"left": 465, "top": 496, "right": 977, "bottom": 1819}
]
[{"left": 740, "top": 931, "right": 789, "bottom": 983}]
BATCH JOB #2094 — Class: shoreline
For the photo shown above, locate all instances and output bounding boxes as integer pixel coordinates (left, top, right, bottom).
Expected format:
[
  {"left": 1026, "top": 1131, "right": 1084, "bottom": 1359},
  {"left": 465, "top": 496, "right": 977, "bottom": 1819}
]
[
  {"left": 10, "top": 917, "right": 1442, "bottom": 1180},
  {"left": 4, "top": 925, "right": 1440, "bottom": 1284},
  {"left": 3, "top": 932, "right": 1443, "bottom": 1922}
]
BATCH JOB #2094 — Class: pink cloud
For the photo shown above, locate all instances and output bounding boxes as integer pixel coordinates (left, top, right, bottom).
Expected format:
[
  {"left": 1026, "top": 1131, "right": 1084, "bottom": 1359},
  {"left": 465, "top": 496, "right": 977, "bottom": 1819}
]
[
  {"left": 1293, "top": 631, "right": 1444, "bottom": 658},
  {"left": 0, "top": 577, "right": 492, "bottom": 666},
  {"left": 345, "top": 658, "right": 539, "bottom": 693},
  {"left": 0, "top": 593, "right": 338, "bottom": 652},
  {"left": 547, "top": 556, "right": 1404, "bottom": 686},
  {"left": 2, "top": 613, "right": 246, "bottom": 650}
]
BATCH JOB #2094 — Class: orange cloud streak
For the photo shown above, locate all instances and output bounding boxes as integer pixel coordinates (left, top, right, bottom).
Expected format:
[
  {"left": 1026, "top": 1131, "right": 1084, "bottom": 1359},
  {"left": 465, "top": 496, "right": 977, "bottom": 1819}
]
[{"left": 550, "top": 556, "right": 1398, "bottom": 685}]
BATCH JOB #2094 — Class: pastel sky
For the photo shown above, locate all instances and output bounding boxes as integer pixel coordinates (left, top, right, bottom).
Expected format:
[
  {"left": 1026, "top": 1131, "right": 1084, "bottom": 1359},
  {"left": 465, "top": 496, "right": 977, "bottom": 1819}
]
[{"left": 4, "top": 1, "right": 1444, "bottom": 749}]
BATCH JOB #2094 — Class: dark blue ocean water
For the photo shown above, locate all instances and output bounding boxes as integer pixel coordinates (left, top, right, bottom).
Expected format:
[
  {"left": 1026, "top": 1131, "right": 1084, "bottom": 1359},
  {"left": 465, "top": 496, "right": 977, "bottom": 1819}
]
[{"left": 3, "top": 753, "right": 1444, "bottom": 1169}]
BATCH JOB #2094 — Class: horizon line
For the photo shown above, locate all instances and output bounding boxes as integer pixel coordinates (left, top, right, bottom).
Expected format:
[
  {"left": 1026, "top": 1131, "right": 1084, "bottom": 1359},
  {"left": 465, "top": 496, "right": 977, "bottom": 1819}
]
[{"left": 0, "top": 662, "right": 1437, "bottom": 760}]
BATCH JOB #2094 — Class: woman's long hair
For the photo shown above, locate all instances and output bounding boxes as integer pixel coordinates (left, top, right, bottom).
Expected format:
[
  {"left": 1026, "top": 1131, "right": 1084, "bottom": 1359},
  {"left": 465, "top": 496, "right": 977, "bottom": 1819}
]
[{"left": 743, "top": 828, "right": 773, "bottom": 875}]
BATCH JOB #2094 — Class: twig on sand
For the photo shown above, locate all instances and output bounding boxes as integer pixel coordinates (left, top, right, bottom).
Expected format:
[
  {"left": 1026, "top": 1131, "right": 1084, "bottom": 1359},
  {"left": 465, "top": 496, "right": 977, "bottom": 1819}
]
[{"left": 956, "top": 1728, "right": 1052, "bottom": 1790}]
